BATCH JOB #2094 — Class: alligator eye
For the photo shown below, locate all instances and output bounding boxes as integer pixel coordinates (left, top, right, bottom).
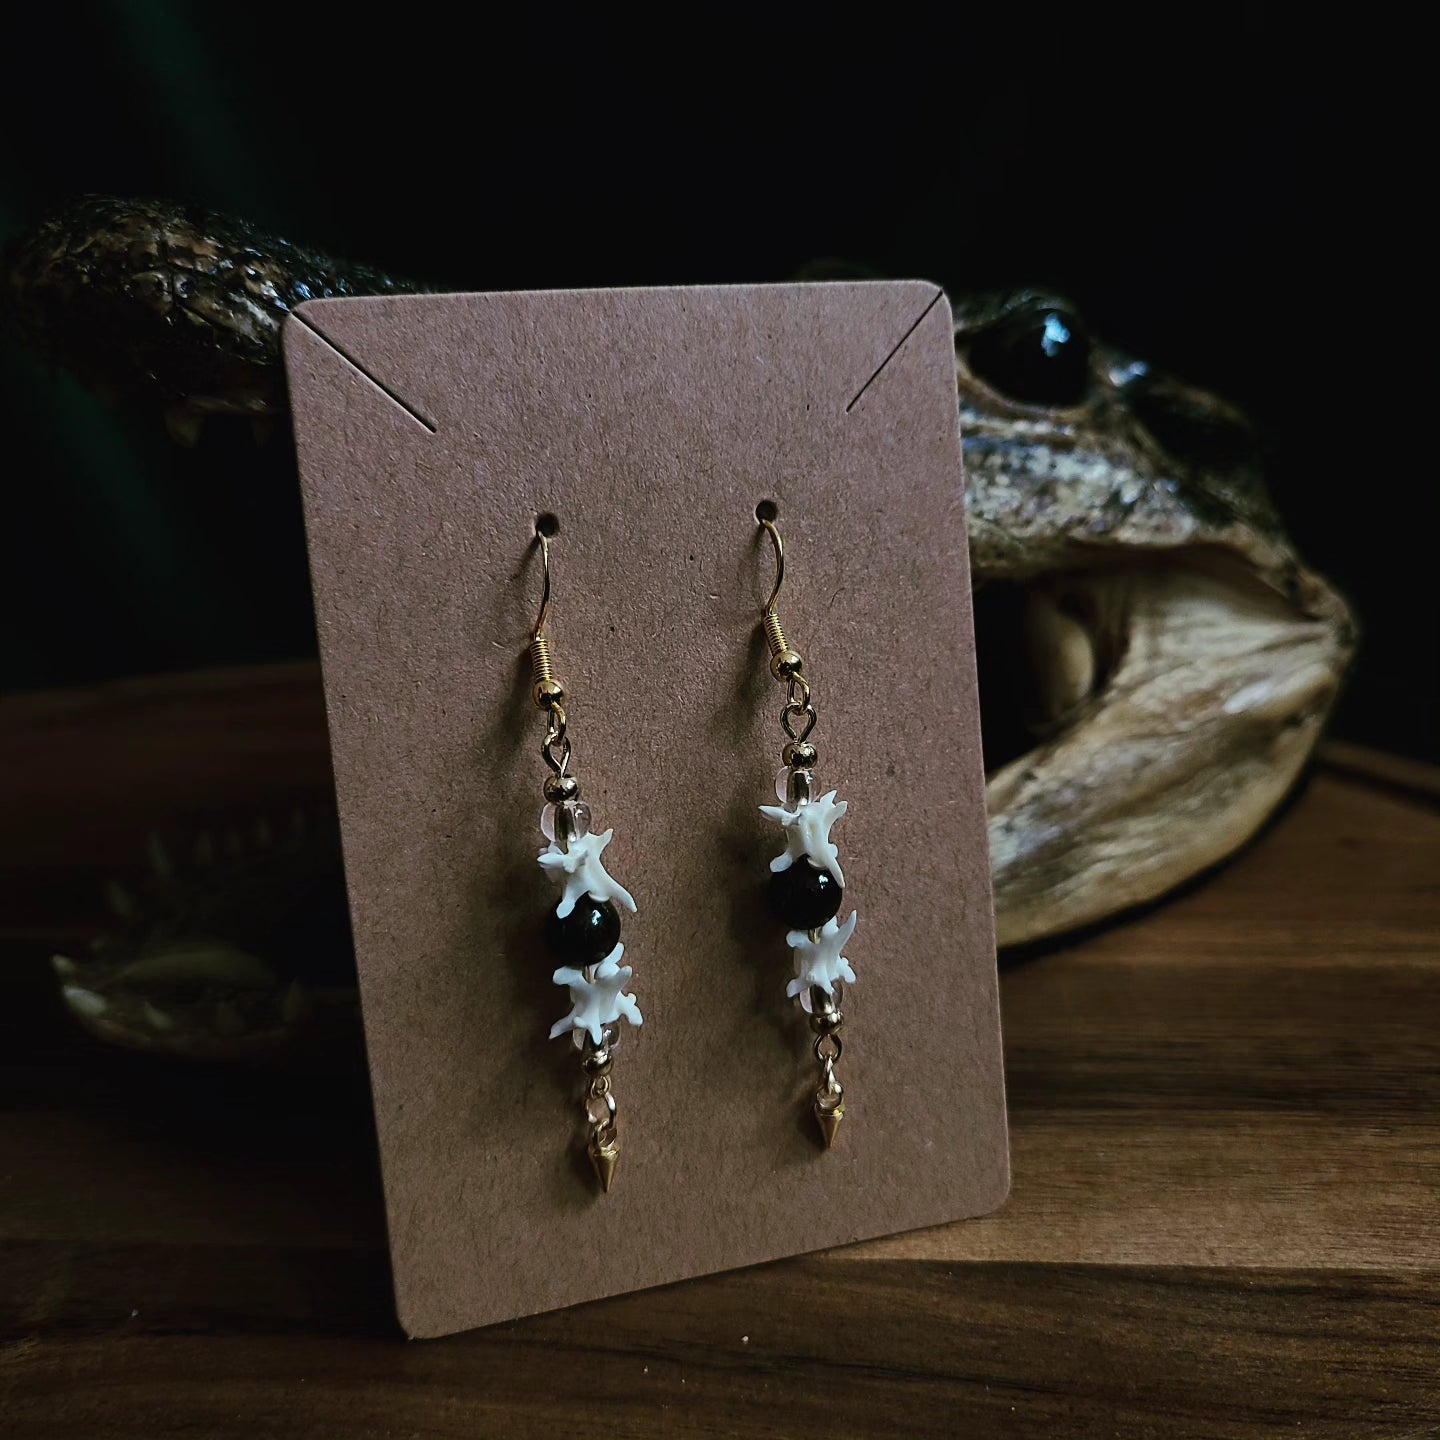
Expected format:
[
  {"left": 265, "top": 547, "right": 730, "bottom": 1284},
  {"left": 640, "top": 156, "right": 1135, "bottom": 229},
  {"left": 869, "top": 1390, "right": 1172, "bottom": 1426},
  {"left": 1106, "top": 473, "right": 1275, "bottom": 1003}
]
[{"left": 965, "top": 306, "right": 1092, "bottom": 407}]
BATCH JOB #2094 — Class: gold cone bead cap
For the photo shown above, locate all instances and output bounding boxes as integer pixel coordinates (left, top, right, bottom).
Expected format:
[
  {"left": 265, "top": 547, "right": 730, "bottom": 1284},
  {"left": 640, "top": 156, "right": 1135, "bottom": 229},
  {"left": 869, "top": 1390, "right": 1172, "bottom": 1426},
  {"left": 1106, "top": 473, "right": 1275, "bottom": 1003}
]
[
  {"left": 814, "top": 1099, "right": 845, "bottom": 1148},
  {"left": 589, "top": 1135, "right": 620, "bottom": 1192}
]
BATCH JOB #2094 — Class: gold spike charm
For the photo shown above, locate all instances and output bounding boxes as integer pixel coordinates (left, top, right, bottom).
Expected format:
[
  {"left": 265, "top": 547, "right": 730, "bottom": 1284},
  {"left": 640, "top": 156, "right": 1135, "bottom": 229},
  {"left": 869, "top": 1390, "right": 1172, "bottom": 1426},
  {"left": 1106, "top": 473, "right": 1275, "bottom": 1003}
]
[
  {"left": 582, "top": 1037, "right": 621, "bottom": 1194},
  {"left": 588, "top": 1130, "right": 620, "bottom": 1192},
  {"left": 814, "top": 1093, "right": 845, "bottom": 1148}
]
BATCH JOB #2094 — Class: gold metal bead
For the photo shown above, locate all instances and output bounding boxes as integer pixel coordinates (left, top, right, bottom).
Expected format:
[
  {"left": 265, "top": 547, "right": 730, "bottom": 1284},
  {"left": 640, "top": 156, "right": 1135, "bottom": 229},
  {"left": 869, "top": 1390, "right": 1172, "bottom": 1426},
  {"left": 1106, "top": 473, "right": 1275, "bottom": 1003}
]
[
  {"left": 770, "top": 648, "right": 804, "bottom": 680},
  {"left": 543, "top": 773, "right": 580, "bottom": 804},
  {"left": 581, "top": 1047, "right": 613, "bottom": 1077},
  {"left": 783, "top": 741, "right": 818, "bottom": 769},
  {"left": 533, "top": 676, "right": 566, "bottom": 709}
]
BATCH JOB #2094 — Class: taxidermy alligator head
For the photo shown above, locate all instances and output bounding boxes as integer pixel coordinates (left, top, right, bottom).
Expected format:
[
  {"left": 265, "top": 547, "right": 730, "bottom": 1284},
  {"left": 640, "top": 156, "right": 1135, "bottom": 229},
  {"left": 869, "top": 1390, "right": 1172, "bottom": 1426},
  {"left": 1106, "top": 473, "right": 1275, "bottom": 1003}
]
[{"left": 5, "top": 197, "right": 1353, "bottom": 1055}]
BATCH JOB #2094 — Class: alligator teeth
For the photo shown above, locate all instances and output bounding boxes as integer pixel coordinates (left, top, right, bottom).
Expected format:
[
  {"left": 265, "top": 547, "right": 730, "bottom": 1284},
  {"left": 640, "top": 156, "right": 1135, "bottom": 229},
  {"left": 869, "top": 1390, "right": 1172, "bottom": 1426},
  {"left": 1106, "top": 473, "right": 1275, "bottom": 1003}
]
[
  {"left": 142, "top": 1002, "right": 176, "bottom": 1032},
  {"left": 105, "top": 880, "right": 137, "bottom": 920},
  {"left": 1024, "top": 589, "right": 1096, "bottom": 725},
  {"left": 62, "top": 985, "right": 109, "bottom": 1018}
]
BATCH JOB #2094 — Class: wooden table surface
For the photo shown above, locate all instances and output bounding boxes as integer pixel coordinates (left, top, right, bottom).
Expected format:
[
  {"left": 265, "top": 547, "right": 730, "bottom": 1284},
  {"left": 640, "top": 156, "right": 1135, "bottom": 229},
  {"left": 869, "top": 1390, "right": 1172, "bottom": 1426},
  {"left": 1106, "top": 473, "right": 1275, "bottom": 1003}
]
[{"left": 1, "top": 665, "right": 1436, "bottom": 1438}]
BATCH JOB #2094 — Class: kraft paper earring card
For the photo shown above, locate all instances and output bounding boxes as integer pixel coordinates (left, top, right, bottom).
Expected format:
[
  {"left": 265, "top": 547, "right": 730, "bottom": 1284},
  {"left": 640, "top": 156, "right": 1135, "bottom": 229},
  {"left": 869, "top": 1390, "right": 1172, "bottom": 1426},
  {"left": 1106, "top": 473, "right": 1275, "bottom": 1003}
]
[{"left": 284, "top": 282, "right": 1009, "bottom": 1338}]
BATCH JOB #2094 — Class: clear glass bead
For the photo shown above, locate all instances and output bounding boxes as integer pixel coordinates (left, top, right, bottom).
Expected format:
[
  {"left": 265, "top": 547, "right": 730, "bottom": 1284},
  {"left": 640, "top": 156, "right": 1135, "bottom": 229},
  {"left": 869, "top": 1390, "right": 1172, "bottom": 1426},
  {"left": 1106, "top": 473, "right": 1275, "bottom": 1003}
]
[
  {"left": 775, "top": 765, "right": 814, "bottom": 806},
  {"left": 541, "top": 800, "right": 592, "bottom": 844},
  {"left": 572, "top": 1022, "right": 620, "bottom": 1053}
]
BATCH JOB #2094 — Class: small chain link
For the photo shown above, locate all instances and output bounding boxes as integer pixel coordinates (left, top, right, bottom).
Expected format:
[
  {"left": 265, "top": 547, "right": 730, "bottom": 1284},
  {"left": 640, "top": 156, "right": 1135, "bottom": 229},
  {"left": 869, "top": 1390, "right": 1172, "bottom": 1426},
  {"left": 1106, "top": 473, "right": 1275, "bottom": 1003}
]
[
  {"left": 809, "top": 991, "right": 845, "bottom": 1108},
  {"left": 542, "top": 701, "right": 573, "bottom": 776},
  {"left": 587, "top": 1074, "right": 618, "bottom": 1148},
  {"left": 780, "top": 672, "right": 818, "bottom": 746},
  {"left": 581, "top": 1029, "right": 619, "bottom": 1152}
]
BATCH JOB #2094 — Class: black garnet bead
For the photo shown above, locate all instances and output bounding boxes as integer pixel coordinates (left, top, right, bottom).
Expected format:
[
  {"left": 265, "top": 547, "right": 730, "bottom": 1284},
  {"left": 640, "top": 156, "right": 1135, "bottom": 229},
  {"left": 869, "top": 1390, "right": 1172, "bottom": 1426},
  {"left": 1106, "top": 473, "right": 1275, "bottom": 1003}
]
[
  {"left": 545, "top": 898, "right": 622, "bottom": 965},
  {"left": 769, "top": 858, "right": 844, "bottom": 929}
]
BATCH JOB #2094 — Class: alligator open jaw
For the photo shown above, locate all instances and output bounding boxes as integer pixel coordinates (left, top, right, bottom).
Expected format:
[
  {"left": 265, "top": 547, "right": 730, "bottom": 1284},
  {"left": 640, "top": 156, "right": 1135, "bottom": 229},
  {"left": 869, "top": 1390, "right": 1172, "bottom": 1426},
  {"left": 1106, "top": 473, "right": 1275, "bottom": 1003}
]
[{"left": 975, "top": 548, "right": 1351, "bottom": 945}]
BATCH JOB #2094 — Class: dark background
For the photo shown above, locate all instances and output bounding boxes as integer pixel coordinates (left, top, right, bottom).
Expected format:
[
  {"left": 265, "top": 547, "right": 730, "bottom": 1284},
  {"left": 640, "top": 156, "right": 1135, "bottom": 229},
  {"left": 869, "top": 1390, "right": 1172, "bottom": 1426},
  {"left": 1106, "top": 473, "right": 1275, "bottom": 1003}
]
[{"left": 2, "top": 8, "right": 1433, "bottom": 759}]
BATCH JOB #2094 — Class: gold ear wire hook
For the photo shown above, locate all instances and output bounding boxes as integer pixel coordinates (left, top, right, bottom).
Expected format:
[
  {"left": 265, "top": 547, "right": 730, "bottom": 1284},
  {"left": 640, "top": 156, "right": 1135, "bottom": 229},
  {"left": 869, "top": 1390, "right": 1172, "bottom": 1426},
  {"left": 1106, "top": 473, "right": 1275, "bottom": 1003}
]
[
  {"left": 531, "top": 525, "right": 553, "bottom": 642},
  {"left": 757, "top": 506, "right": 804, "bottom": 682},
  {"left": 760, "top": 513, "right": 785, "bottom": 618},
  {"left": 529, "top": 521, "right": 565, "bottom": 709}
]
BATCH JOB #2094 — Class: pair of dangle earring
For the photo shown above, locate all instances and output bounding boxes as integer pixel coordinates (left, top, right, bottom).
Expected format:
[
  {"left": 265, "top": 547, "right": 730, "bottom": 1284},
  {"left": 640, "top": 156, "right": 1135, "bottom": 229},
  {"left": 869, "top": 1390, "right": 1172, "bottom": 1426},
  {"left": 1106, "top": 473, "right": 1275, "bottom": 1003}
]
[{"left": 520, "top": 502, "right": 856, "bottom": 1194}]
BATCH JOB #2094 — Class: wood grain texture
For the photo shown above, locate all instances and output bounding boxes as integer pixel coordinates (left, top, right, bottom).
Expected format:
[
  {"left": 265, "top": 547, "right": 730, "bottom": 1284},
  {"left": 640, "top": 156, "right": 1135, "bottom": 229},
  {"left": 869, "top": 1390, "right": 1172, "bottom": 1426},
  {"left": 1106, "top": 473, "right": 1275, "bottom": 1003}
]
[{"left": 1, "top": 666, "right": 1437, "bottom": 1436}]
